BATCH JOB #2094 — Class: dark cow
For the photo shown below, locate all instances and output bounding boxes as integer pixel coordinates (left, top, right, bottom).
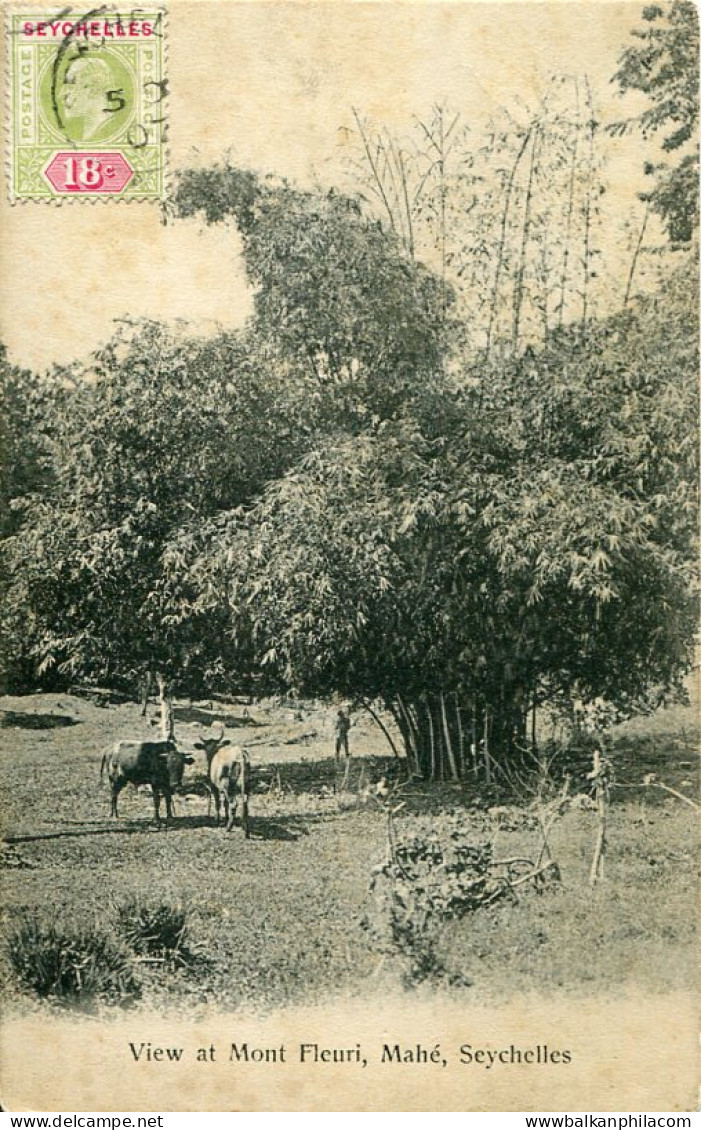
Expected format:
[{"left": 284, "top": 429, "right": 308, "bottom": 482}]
[
  {"left": 100, "top": 740, "right": 194, "bottom": 826},
  {"left": 194, "top": 726, "right": 250, "bottom": 835}
]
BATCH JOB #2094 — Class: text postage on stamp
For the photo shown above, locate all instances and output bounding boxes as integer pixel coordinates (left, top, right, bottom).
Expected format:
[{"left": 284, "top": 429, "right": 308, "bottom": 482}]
[{"left": 7, "top": 7, "right": 167, "bottom": 201}]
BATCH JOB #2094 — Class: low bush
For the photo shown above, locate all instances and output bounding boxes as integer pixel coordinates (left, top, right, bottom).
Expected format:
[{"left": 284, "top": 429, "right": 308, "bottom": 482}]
[
  {"left": 5, "top": 914, "right": 141, "bottom": 1004},
  {"left": 114, "top": 898, "right": 202, "bottom": 971},
  {"left": 363, "top": 810, "right": 559, "bottom": 987}
]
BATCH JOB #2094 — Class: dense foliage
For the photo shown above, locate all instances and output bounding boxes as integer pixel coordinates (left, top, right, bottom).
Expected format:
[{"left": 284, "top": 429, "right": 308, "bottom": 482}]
[
  {"left": 1, "top": 4, "right": 697, "bottom": 778},
  {"left": 613, "top": 0, "right": 699, "bottom": 243},
  {"left": 160, "top": 198, "right": 697, "bottom": 774},
  {"left": 0, "top": 322, "right": 309, "bottom": 691}
]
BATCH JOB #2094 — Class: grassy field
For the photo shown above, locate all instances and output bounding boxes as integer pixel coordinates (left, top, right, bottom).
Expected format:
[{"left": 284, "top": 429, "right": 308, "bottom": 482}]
[{"left": 0, "top": 688, "right": 698, "bottom": 1015}]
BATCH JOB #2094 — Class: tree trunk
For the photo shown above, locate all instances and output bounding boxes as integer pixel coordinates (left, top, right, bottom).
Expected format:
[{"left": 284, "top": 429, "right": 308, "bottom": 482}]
[
  {"left": 390, "top": 690, "right": 530, "bottom": 782},
  {"left": 426, "top": 700, "right": 437, "bottom": 781},
  {"left": 157, "top": 674, "right": 175, "bottom": 741},
  {"left": 454, "top": 693, "right": 465, "bottom": 776},
  {"left": 352, "top": 108, "right": 399, "bottom": 237},
  {"left": 140, "top": 669, "right": 152, "bottom": 716},
  {"left": 440, "top": 692, "right": 460, "bottom": 781},
  {"left": 471, "top": 701, "right": 478, "bottom": 777},
  {"left": 396, "top": 694, "right": 421, "bottom": 776}
]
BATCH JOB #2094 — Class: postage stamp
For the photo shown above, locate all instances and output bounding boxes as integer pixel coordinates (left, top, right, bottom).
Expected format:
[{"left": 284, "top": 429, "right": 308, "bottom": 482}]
[{"left": 7, "top": 6, "right": 167, "bottom": 201}]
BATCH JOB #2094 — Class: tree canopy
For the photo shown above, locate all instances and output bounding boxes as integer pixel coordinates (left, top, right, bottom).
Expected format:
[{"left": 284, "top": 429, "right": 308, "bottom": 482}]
[
  {"left": 1, "top": 321, "right": 308, "bottom": 690},
  {"left": 1, "top": 5, "right": 697, "bottom": 780},
  {"left": 160, "top": 214, "right": 697, "bottom": 775},
  {"left": 613, "top": 0, "right": 699, "bottom": 243}
]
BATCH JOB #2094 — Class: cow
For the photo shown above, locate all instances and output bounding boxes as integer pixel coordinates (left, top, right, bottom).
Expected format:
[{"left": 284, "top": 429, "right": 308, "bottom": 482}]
[
  {"left": 210, "top": 745, "right": 251, "bottom": 836},
  {"left": 100, "top": 740, "right": 194, "bottom": 826},
  {"left": 193, "top": 725, "right": 231, "bottom": 818},
  {"left": 194, "top": 725, "right": 251, "bottom": 836}
]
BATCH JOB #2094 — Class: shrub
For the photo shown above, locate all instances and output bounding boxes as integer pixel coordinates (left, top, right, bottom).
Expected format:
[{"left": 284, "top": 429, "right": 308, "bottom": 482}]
[
  {"left": 363, "top": 814, "right": 500, "bottom": 986},
  {"left": 114, "top": 898, "right": 201, "bottom": 971},
  {"left": 363, "top": 810, "right": 560, "bottom": 986},
  {"left": 5, "top": 914, "right": 141, "bottom": 1004}
]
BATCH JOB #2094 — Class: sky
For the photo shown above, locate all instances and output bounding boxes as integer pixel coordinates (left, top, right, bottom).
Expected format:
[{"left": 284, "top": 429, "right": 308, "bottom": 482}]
[{"left": 0, "top": 0, "right": 657, "bottom": 372}]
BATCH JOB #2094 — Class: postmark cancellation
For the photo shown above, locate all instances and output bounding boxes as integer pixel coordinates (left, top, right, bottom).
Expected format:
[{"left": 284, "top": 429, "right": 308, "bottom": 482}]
[{"left": 7, "top": 6, "right": 167, "bottom": 201}]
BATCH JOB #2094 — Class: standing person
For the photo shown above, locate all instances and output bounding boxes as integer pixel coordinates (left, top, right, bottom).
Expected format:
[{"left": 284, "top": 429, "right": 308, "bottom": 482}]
[{"left": 334, "top": 707, "right": 351, "bottom": 762}]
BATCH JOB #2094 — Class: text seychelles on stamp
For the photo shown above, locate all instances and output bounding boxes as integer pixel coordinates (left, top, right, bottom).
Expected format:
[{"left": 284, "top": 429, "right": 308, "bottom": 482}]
[{"left": 7, "top": 7, "right": 167, "bottom": 201}]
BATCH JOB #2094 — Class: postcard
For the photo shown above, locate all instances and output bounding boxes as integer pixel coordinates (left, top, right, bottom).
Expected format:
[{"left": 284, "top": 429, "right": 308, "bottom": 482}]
[{"left": 0, "top": 0, "right": 698, "bottom": 1112}]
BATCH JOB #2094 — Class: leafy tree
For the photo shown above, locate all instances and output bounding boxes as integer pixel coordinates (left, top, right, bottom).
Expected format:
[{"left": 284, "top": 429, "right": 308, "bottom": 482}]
[
  {"left": 166, "top": 165, "right": 699, "bottom": 777},
  {"left": 612, "top": 0, "right": 699, "bottom": 243},
  {"left": 0, "top": 321, "right": 304, "bottom": 698},
  {"left": 5, "top": 156, "right": 696, "bottom": 784},
  {"left": 457, "top": 255, "right": 698, "bottom": 730},
  {"left": 0, "top": 346, "right": 54, "bottom": 540},
  {"left": 175, "top": 165, "right": 448, "bottom": 425},
  {"left": 0, "top": 348, "right": 60, "bottom": 690},
  {"left": 3, "top": 166, "right": 450, "bottom": 703}
]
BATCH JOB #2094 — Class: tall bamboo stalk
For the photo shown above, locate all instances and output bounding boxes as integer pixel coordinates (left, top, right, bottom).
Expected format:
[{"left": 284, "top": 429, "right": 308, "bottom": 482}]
[
  {"left": 426, "top": 700, "right": 437, "bottom": 781},
  {"left": 440, "top": 692, "right": 460, "bottom": 781},
  {"left": 623, "top": 201, "right": 650, "bottom": 309},
  {"left": 483, "top": 707, "right": 491, "bottom": 784},
  {"left": 581, "top": 76, "right": 596, "bottom": 331},
  {"left": 361, "top": 698, "right": 402, "bottom": 759},
  {"left": 512, "top": 126, "right": 541, "bottom": 351},
  {"left": 539, "top": 219, "right": 550, "bottom": 342},
  {"left": 455, "top": 693, "right": 465, "bottom": 776},
  {"left": 397, "top": 693, "right": 420, "bottom": 774},
  {"left": 589, "top": 749, "right": 608, "bottom": 886},
  {"left": 437, "top": 106, "right": 448, "bottom": 306},
  {"left": 352, "top": 108, "right": 398, "bottom": 236},
  {"left": 387, "top": 135, "right": 415, "bottom": 259},
  {"left": 559, "top": 77, "right": 580, "bottom": 328},
  {"left": 381, "top": 134, "right": 411, "bottom": 253},
  {"left": 417, "top": 104, "right": 460, "bottom": 312},
  {"left": 485, "top": 128, "right": 532, "bottom": 361},
  {"left": 471, "top": 700, "right": 478, "bottom": 778}
]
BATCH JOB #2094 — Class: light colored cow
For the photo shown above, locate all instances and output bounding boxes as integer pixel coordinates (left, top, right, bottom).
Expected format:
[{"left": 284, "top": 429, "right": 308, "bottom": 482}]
[
  {"left": 210, "top": 745, "right": 251, "bottom": 835},
  {"left": 194, "top": 725, "right": 250, "bottom": 835}
]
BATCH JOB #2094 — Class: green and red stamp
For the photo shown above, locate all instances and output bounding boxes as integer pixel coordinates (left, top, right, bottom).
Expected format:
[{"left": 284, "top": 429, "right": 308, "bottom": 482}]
[{"left": 7, "top": 6, "right": 167, "bottom": 201}]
